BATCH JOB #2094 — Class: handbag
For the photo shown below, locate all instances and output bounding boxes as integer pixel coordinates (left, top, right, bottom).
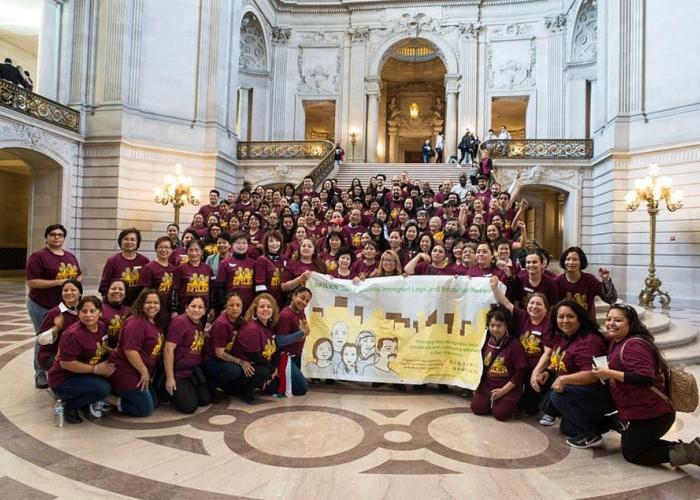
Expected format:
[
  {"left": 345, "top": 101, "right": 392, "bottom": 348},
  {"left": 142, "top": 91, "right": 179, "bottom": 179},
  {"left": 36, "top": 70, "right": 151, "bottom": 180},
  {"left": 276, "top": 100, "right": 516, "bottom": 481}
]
[{"left": 620, "top": 336, "right": 699, "bottom": 413}]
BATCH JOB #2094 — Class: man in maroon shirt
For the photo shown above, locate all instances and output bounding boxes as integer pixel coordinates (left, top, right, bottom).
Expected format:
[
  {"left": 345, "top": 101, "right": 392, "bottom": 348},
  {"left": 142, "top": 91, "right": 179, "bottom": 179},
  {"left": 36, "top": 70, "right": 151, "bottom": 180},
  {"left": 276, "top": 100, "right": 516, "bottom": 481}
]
[
  {"left": 342, "top": 209, "right": 366, "bottom": 250},
  {"left": 198, "top": 189, "right": 220, "bottom": 220},
  {"left": 26, "top": 224, "right": 83, "bottom": 388}
]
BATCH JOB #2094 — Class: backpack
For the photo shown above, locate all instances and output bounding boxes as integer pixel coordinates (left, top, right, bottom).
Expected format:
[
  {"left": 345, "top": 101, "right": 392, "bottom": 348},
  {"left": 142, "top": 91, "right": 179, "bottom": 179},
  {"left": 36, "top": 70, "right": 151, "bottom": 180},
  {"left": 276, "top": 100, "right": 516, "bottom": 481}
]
[{"left": 621, "top": 337, "right": 699, "bottom": 413}]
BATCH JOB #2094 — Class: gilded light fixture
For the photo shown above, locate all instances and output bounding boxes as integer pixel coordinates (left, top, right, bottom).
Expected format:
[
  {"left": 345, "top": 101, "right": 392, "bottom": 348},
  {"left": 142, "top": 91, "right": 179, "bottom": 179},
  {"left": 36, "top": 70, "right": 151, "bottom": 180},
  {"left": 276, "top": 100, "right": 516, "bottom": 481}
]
[
  {"left": 409, "top": 102, "right": 419, "bottom": 119},
  {"left": 153, "top": 164, "right": 201, "bottom": 226},
  {"left": 625, "top": 163, "right": 683, "bottom": 309},
  {"left": 349, "top": 127, "right": 359, "bottom": 162}
]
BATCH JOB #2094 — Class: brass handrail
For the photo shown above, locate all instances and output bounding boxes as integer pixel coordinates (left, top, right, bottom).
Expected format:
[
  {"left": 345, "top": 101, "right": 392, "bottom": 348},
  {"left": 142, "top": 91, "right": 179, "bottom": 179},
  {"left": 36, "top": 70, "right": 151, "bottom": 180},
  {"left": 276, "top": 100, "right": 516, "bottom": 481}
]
[
  {"left": 303, "top": 146, "right": 337, "bottom": 189},
  {"left": 0, "top": 79, "right": 80, "bottom": 133},
  {"left": 237, "top": 140, "right": 334, "bottom": 160},
  {"left": 481, "top": 139, "right": 593, "bottom": 160}
]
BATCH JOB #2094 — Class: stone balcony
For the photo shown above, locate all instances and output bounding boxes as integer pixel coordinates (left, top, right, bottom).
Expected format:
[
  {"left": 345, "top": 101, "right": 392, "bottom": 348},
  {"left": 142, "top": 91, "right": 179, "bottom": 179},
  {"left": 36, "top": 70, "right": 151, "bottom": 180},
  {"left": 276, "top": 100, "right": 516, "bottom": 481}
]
[{"left": 0, "top": 80, "right": 80, "bottom": 134}]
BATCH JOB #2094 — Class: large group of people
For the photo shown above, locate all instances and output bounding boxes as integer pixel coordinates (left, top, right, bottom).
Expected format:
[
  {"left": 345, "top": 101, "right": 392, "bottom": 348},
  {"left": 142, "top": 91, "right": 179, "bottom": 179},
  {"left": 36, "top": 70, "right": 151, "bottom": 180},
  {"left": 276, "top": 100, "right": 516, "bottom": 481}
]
[{"left": 23, "top": 169, "right": 700, "bottom": 469}]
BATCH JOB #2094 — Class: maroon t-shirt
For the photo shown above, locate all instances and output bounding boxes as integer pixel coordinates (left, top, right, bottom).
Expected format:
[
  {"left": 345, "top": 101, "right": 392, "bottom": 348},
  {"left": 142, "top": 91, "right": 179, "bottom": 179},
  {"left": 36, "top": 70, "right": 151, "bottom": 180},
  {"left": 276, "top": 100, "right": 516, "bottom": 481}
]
[
  {"left": 169, "top": 247, "right": 188, "bottom": 267},
  {"left": 173, "top": 261, "right": 213, "bottom": 309},
  {"left": 48, "top": 322, "right": 109, "bottom": 388},
  {"left": 197, "top": 204, "right": 219, "bottom": 220},
  {"left": 329, "top": 268, "right": 355, "bottom": 279},
  {"left": 554, "top": 272, "right": 604, "bottom": 318},
  {"left": 108, "top": 316, "right": 164, "bottom": 391},
  {"left": 139, "top": 260, "right": 176, "bottom": 304},
  {"left": 232, "top": 319, "right": 276, "bottom": 364},
  {"left": 26, "top": 247, "right": 82, "bottom": 308},
  {"left": 216, "top": 254, "right": 256, "bottom": 312},
  {"left": 548, "top": 330, "right": 606, "bottom": 385},
  {"left": 205, "top": 313, "right": 241, "bottom": 361},
  {"left": 254, "top": 255, "right": 286, "bottom": 306},
  {"left": 99, "top": 253, "right": 150, "bottom": 298},
  {"left": 342, "top": 224, "right": 366, "bottom": 249},
  {"left": 352, "top": 259, "right": 379, "bottom": 277},
  {"left": 415, "top": 261, "right": 458, "bottom": 276},
  {"left": 512, "top": 307, "right": 551, "bottom": 369},
  {"left": 167, "top": 314, "right": 205, "bottom": 378},
  {"left": 101, "top": 302, "right": 130, "bottom": 349},
  {"left": 38, "top": 306, "right": 80, "bottom": 369},
  {"left": 608, "top": 337, "right": 674, "bottom": 421},
  {"left": 516, "top": 271, "right": 559, "bottom": 311},
  {"left": 478, "top": 335, "right": 528, "bottom": 392},
  {"left": 466, "top": 265, "right": 507, "bottom": 282},
  {"left": 282, "top": 260, "right": 319, "bottom": 283},
  {"left": 320, "top": 252, "right": 339, "bottom": 275},
  {"left": 276, "top": 306, "right": 306, "bottom": 357}
]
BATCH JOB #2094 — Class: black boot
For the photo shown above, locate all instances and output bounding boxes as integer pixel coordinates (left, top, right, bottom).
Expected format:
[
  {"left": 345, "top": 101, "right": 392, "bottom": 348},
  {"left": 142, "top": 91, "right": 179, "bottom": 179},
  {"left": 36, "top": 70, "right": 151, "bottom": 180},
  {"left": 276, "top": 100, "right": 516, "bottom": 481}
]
[{"left": 64, "top": 405, "right": 83, "bottom": 424}]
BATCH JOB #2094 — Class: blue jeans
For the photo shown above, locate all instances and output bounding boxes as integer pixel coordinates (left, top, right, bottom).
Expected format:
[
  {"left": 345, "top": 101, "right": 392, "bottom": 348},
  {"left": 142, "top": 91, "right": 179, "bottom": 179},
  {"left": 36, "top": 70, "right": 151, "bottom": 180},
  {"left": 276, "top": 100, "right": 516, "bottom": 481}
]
[
  {"left": 52, "top": 375, "right": 111, "bottom": 411},
  {"left": 202, "top": 358, "right": 243, "bottom": 394},
  {"left": 27, "top": 298, "right": 49, "bottom": 379},
  {"left": 549, "top": 385, "right": 615, "bottom": 438},
  {"left": 115, "top": 386, "right": 156, "bottom": 417}
]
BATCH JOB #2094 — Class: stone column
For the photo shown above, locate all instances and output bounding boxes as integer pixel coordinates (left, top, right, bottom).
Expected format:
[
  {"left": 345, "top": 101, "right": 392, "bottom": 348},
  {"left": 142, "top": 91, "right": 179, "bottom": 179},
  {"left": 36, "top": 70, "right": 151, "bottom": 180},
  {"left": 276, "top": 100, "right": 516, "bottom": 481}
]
[
  {"left": 270, "top": 28, "right": 291, "bottom": 139},
  {"left": 457, "top": 23, "right": 479, "bottom": 138},
  {"left": 444, "top": 74, "right": 461, "bottom": 160},
  {"left": 387, "top": 122, "right": 398, "bottom": 163},
  {"left": 545, "top": 14, "right": 567, "bottom": 136},
  {"left": 37, "top": 0, "right": 64, "bottom": 99},
  {"left": 365, "top": 76, "right": 381, "bottom": 163}
]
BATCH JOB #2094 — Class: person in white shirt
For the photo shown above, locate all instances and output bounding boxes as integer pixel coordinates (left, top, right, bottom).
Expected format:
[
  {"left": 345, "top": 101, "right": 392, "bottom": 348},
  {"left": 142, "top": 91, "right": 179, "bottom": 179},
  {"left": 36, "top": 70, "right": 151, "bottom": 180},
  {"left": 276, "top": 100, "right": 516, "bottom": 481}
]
[{"left": 435, "top": 133, "right": 444, "bottom": 163}]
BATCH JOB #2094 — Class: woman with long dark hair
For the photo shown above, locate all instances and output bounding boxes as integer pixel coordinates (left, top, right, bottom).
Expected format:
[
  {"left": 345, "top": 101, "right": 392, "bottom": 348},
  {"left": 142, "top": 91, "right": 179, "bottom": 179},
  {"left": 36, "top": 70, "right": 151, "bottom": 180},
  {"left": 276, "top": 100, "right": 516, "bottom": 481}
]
[{"left": 593, "top": 304, "right": 700, "bottom": 466}]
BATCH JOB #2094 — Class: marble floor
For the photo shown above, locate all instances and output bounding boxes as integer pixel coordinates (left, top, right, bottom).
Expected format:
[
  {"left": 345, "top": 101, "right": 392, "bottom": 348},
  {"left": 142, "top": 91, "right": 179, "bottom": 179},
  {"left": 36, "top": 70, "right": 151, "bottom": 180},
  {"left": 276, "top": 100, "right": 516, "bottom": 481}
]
[{"left": 1, "top": 280, "right": 700, "bottom": 499}]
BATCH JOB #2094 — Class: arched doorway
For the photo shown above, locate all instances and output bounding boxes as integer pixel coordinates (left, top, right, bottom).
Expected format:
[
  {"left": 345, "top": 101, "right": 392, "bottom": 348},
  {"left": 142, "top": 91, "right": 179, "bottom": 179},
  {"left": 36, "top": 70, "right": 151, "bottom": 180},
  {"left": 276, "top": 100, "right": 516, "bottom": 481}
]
[
  {"left": 520, "top": 185, "right": 567, "bottom": 259},
  {"left": 380, "top": 38, "right": 447, "bottom": 162},
  {"left": 0, "top": 148, "right": 62, "bottom": 270}
]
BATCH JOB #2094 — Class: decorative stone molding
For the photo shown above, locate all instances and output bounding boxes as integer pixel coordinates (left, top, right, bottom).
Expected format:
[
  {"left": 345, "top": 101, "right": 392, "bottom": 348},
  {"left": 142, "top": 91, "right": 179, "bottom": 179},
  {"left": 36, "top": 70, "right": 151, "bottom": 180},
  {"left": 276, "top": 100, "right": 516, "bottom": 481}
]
[
  {"left": 0, "top": 120, "right": 79, "bottom": 168},
  {"left": 239, "top": 13, "right": 267, "bottom": 72},
  {"left": 444, "top": 74, "right": 461, "bottom": 94},
  {"left": 486, "top": 38, "right": 536, "bottom": 89},
  {"left": 271, "top": 27, "right": 291, "bottom": 45},
  {"left": 297, "top": 31, "right": 344, "bottom": 45},
  {"left": 380, "top": 13, "right": 440, "bottom": 37},
  {"left": 497, "top": 164, "right": 585, "bottom": 191},
  {"left": 458, "top": 23, "right": 481, "bottom": 39},
  {"left": 544, "top": 14, "right": 567, "bottom": 33},
  {"left": 571, "top": 0, "right": 597, "bottom": 62},
  {"left": 349, "top": 28, "right": 370, "bottom": 44},
  {"left": 297, "top": 47, "right": 342, "bottom": 95},
  {"left": 365, "top": 76, "right": 381, "bottom": 96},
  {"left": 489, "top": 22, "right": 533, "bottom": 40}
]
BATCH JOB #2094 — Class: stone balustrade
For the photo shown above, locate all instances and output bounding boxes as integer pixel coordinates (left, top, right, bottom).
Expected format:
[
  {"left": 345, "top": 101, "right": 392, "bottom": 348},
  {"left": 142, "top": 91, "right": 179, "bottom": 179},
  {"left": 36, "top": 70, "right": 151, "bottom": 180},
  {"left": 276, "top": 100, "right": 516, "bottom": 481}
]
[
  {"left": 482, "top": 139, "right": 593, "bottom": 160},
  {"left": 0, "top": 80, "right": 80, "bottom": 133}
]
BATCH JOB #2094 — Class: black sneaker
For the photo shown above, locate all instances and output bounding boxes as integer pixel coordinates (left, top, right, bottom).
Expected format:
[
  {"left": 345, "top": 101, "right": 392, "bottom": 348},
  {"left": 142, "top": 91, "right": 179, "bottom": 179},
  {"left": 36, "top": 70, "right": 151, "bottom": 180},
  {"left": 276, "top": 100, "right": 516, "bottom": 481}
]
[
  {"left": 567, "top": 434, "right": 603, "bottom": 449},
  {"left": 64, "top": 406, "right": 83, "bottom": 424},
  {"left": 239, "top": 393, "right": 256, "bottom": 405}
]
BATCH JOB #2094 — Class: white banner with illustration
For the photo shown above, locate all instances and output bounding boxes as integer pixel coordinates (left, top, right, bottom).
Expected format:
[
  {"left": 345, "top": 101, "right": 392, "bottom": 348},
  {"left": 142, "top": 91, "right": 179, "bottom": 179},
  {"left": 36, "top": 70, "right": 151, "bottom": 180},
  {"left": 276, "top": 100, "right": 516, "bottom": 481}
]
[{"left": 301, "top": 273, "right": 495, "bottom": 389}]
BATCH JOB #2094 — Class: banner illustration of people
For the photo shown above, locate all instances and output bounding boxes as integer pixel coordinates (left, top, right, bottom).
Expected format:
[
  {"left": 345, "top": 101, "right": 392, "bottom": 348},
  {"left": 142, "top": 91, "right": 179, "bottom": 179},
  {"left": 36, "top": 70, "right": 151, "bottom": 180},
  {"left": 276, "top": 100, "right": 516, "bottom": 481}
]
[{"left": 302, "top": 273, "right": 497, "bottom": 389}]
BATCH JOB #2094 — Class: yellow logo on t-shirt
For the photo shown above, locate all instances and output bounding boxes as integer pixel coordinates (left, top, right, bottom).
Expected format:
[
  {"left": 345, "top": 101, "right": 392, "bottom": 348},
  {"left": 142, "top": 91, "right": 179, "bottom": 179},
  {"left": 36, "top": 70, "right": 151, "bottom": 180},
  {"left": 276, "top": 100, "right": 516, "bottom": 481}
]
[
  {"left": 549, "top": 348, "right": 567, "bottom": 373},
  {"left": 108, "top": 315, "right": 123, "bottom": 338},
  {"left": 151, "top": 333, "right": 164, "bottom": 358},
  {"left": 189, "top": 329, "right": 204, "bottom": 353},
  {"left": 159, "top": 272, "right": 173, "bottom": 293},
  {"left": 89, "top": 341, "right": 108, "bottom": 365},
  {"left": 231, "top": 267, "right": 253, "bottom": 287},
  {"left": 270, "top": 268, "right": 281, "bottom": 288},
  {"left": 262, "top": 338, "right": 276, "bottom": 361},
  {"left": 185, "top": 274, "right": 210, "bottom": 293},
  {"left": 122, "top": 267, "right": 140, "bottom": 287},
  {"left": 326, "top": 260, "right": 338, "bottom": 273},
  {"left": 520, "top": 332, "right": 541, "bottom": 355},
  {"left": 56, "top": 262, "right": 79, "bottom": 280},
  {"left": 204, "top": 243, "right": 217, "bottom": 256},
  {"left": 352, "top": 233, "right": 361, "bottom": 248},
  {"left": 566, "top": 292, "right": 588, "bottom": 312},
  {"left": 489, "top": 356, "right": 509, "bottom": 377}
]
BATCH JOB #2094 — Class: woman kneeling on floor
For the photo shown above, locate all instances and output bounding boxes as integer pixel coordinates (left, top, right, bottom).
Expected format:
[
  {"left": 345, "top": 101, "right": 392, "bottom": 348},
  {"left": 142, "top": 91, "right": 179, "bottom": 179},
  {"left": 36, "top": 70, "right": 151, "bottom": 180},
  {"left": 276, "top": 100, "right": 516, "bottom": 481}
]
[
  {"left": 471, "top": 304, "right": 528, "bottom": 421},
  {"left": 593, "top": 304, "right": 700, "bottom": 467},
  {"left": 48, "top": 296, "right": 114, "bottom": 424},
  {"left": 163, "top": 296, "right": 211, "bottom": 414}
]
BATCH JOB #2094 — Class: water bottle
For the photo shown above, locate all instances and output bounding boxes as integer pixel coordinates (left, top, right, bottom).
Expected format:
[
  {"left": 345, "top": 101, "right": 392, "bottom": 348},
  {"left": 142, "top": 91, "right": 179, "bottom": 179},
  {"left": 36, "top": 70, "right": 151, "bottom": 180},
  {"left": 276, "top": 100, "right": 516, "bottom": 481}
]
[{"left": 53, "top": 399, "right": 64, "bottom": 427}]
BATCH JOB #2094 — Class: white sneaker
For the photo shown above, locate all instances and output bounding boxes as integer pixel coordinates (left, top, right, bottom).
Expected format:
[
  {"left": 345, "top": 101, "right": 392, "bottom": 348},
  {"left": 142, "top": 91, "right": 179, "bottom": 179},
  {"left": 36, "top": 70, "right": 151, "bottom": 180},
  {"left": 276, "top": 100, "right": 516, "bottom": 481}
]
[
  {"left": 539, "top": 414, "right": 559, "bottom": 426},
  {"left": 88, "top": 402, "right": 103, "bottom": 418}
]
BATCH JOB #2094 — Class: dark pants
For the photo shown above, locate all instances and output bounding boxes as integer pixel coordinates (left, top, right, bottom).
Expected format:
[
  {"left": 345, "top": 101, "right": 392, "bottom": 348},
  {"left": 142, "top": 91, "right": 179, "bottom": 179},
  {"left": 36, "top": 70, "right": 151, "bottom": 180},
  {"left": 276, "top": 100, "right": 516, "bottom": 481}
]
[
  {"left": 240, "top": 363, "right": 272, "bottom": 395},
  {"left": 116, "top": 386, "right": 157, "bottom": 417},
  {"left": 171, "top": 376, "right": 211, "bottom": 414},
  {"left": 52, "top": 375, "right": 111, "bottom": 411},
  {"left": 435, "top": 148, "right": 443, "bottom": 163},
  {"left": 621, "top": 412, "right": 676, "bottom": 465},
  {"left": 422, "top": 153, "right": 431, "bottom": 163},
  {"left": 520, "top": 376, "right": 543, "bottom": 415},
  {"left": 471, "top": 387, "right": 521, "bottom": 421},
  {"left": 549, "top": 385, "right": 615, "bottom": 438},
  {"left": 202, "top": 358, "right": 243, "bottom": 394}
]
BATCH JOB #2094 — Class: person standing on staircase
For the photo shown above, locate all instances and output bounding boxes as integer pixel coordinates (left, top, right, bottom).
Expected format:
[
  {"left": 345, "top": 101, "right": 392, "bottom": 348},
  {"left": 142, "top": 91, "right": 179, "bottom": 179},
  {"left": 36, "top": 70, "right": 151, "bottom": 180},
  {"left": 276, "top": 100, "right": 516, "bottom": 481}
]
[
  {"left": 435, "top": 132, "right": 444, "bottom": 163},
  {"left": 422, "top": 139, "right": 433, "bottom": 164},
  {"left": 333, "top": 143, "right": 345, "bottom": 167}
]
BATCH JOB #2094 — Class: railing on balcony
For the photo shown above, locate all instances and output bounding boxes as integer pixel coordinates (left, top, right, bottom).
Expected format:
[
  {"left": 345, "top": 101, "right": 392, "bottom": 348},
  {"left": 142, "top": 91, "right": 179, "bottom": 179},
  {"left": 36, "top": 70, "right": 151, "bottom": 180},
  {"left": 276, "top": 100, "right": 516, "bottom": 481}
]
[
  {"left": 237, "top": 140, "right": 334, "bottom": 160},
  {"left": 481, "top": 139, "right": 593, "bottom": 160},
  {"left": 0, "top": 80, "right": 80, "bottom": 133},
  {"left": 237, "top": 140, "right": 336, "bottom": 188}
]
